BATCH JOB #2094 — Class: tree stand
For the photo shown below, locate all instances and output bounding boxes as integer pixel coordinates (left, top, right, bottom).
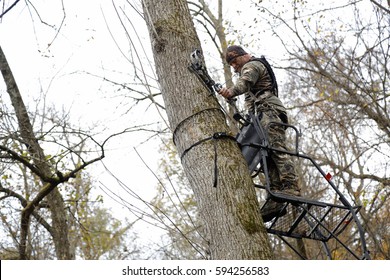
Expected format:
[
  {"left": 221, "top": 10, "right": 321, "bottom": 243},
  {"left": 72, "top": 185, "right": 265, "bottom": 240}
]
[{"left": 235, "top": 112, "right": 370, "bottom": 260}]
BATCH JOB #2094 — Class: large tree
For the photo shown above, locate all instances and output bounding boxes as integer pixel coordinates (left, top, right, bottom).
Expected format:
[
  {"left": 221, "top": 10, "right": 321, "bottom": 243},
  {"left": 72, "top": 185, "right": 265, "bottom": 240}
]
[
  {"left": 141, "top": 0, "right": 272, "bottom": 259},
  {"left": 0, "top": 45, "right": 107, "bottom": 259}
]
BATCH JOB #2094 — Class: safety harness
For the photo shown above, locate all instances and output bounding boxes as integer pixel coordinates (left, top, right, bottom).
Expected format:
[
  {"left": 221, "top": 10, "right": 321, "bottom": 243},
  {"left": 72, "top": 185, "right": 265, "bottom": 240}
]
[{"left": 249, "top": 56, "right": 279, "bottom": 97}]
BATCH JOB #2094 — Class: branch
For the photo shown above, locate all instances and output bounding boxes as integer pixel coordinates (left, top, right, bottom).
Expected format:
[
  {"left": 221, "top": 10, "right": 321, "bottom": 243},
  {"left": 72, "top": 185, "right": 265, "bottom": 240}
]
[
  {"left": 0, "top": 144, "right": 45, "bottom": 178},
  {"left": 0, "top": 0, "right": 21, "bottom": 19},
  {"left": 316, "top": 155, "right": 390, "bottom": 187},
  {"left": 18, "top": 149, "right": 104, "bottom": 259},
  {"left": 370, "top": 0, "right": 390, "bottom": 13},
  {"left": 0, "top": 183, "right": 53, "bottom": 235}
]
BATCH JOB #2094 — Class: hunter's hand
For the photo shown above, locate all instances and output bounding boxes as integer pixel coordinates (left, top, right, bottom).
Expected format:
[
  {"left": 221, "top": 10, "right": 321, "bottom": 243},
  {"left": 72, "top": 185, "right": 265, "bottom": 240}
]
[{"left": 218, "top": 87, "right": 233, "bottom": 99}]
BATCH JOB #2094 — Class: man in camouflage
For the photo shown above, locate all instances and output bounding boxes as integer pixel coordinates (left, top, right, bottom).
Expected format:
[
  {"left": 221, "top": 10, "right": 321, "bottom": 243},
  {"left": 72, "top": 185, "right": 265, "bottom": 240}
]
[{"left": 218, "top": 45, "right": 300, "bottom": 222}]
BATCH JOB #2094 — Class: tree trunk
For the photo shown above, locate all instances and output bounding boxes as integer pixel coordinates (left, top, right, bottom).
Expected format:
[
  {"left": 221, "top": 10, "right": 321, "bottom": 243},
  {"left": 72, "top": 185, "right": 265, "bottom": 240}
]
[
  {"left": 142, "top": 0, "right": 272, "bottom": 259},
  {"left": 0, "top": 45, "right": 73, "bottom": 259}
]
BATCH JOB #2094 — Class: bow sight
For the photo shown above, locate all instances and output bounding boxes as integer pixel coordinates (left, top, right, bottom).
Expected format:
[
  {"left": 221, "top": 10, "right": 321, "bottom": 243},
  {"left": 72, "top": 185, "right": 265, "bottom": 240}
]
[{"left": 189, "top": 49, "right": 222, "bottom": 94}]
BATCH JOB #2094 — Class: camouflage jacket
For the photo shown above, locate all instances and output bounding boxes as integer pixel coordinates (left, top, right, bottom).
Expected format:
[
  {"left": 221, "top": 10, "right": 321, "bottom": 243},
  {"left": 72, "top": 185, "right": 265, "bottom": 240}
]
[{"left": 231, "top": 58, "right": 286, "bottom": 115}]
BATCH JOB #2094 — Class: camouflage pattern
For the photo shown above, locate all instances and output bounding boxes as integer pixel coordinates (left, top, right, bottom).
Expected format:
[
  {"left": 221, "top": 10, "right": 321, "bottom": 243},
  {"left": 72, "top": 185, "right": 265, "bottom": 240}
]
[
  {"left": 231, "top": 60, "right": 285, "bottom": 114},
  {"left": 260, "top": 110, "right": 299, "bottom": 192},
  {"left": 231, "top": 59, "right": 299, "bottom": 192}
]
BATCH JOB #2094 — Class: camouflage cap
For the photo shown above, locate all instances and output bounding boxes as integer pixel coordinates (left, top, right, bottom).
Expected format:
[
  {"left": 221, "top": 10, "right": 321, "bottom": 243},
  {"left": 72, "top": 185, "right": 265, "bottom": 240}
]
[{"left": 225, "top": 45, "right": 248, "bottom": 64}]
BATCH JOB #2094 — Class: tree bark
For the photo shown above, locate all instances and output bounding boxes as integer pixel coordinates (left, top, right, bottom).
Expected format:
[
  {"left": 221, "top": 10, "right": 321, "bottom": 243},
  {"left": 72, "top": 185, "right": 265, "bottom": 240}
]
[
  {"left": 0, "top": 45, "right": 73, "bottom": 259},
  {"left": 142, "top": 0, "right": 272, "bottom": 259}
]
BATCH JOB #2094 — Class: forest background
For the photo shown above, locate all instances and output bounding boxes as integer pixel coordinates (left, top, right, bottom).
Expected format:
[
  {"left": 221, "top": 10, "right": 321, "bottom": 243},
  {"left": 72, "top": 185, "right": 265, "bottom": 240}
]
[{"left": 0, "top": 0, "right": 389, "bottom": 260}]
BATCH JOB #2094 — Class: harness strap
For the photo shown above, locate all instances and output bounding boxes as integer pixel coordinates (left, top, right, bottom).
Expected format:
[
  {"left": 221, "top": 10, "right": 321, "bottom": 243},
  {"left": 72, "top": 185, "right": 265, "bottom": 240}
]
[{"left": 249, "top": 56, "right": 279, "bottom": 97}]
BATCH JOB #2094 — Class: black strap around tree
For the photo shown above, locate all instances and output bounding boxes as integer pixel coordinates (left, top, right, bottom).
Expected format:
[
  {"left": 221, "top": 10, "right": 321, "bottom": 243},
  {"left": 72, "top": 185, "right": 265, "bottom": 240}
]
[{"left": 180, "top": 132, "right": 236, "bottom": 188}]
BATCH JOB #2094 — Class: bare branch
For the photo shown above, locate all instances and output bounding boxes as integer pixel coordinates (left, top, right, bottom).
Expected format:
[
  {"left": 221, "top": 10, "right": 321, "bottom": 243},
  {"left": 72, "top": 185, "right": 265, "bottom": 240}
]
[{"left": 0, "top": 0, "right": 21, "bottom": 19}]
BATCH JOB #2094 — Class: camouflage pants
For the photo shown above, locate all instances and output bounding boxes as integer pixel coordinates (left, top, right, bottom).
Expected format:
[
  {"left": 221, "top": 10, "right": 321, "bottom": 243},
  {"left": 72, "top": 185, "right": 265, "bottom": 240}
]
[{"left": 259, "top": 109, "right": 299, "bottom": 191}]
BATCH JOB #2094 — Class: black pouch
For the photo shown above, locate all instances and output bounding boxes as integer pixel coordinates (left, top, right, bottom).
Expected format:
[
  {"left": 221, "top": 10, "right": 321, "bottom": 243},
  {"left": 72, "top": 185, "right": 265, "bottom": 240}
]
[{"left": 235, "top": 113, "right": 268, "bottom": 173}]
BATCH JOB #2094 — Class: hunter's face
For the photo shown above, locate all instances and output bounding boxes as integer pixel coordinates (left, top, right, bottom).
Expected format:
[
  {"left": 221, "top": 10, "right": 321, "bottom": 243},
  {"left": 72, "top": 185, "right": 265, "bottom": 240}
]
[
  {"left": 229, "top": 58, "right": 240, "bottom": 73},
  {"left": 229, "top": 56, "right": 246, "bottom": 73}
]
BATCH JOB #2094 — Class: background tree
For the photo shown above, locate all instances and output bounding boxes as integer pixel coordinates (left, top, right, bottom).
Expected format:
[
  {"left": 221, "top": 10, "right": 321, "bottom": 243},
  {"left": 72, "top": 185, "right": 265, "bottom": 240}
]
[
  {"left": 1, "top": 45, "right": 75, "bottom": 259},
  {"left": 0, "top": 45, "right": 142, "bottom": 259}
]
